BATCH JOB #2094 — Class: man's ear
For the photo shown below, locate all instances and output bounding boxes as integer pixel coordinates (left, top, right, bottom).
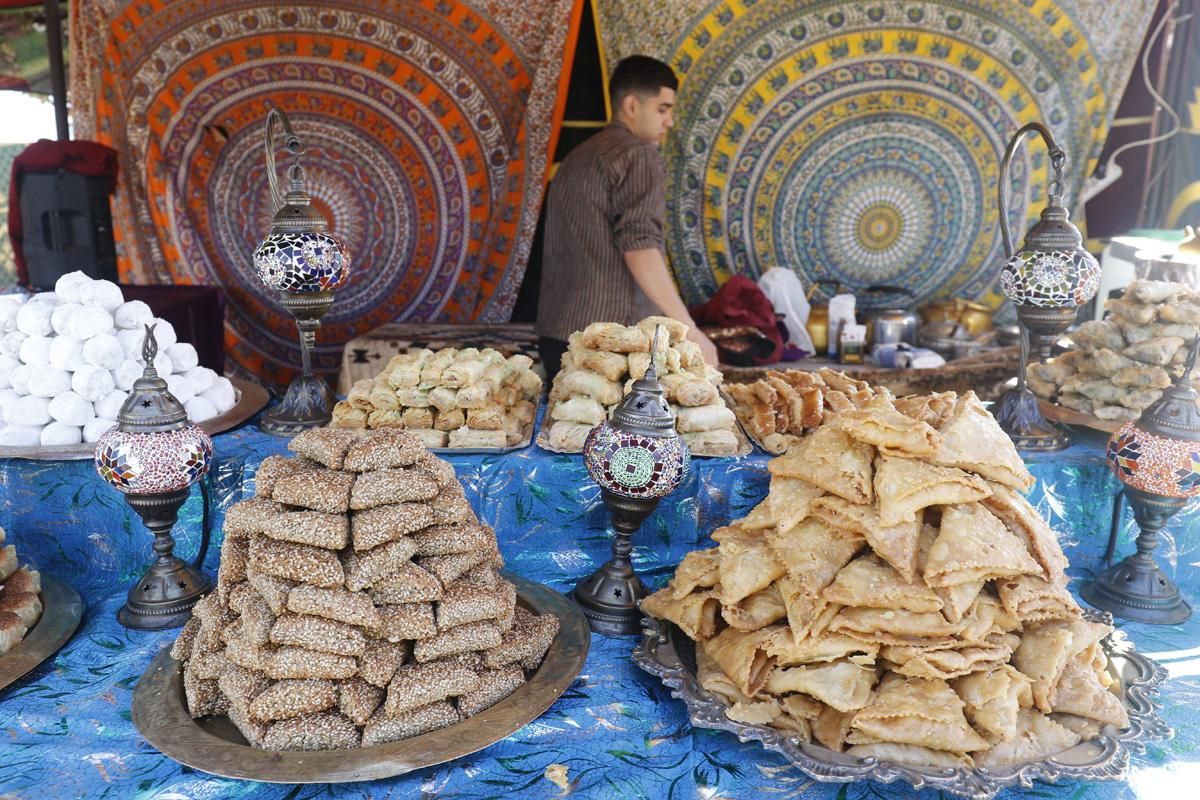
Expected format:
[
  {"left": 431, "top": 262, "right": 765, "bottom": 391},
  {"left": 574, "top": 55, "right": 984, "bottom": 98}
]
[{"left": 619, "top": 92, "right": 640, "bottom": 119}]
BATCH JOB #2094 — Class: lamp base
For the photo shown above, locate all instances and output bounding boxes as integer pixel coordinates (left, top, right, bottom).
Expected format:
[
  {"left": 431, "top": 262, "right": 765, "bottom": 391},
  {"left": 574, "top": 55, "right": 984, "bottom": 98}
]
[
  {"left": 570, "top": 489, "right": 658, "bottom": 637},
  {"left": 118, "top": 558, "right": 212, "bottom": 630},
  {"left": 1081, "top": 560, "right": 1191, "bottom": 625},
  {"left": 118, "top": 488, "right": 211, "bottom": 630},
  {"left": 993, "top": 386, "right": 1069, "bottom": 451},
  {"left": 570, "top": 572, "right": 647, "bottom": 637},
  {"left": 1081, "top": 487, "right": 1193, "bottom": 625},
  {"left": 259, "top": 374, "right": 332, "bottom": 436}
]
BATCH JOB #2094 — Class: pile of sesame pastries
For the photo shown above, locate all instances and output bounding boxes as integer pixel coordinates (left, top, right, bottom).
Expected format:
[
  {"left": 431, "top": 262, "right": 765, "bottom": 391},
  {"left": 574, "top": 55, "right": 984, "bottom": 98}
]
[{"left": 171, "top": 427, "right": 560, "bottom": 751}]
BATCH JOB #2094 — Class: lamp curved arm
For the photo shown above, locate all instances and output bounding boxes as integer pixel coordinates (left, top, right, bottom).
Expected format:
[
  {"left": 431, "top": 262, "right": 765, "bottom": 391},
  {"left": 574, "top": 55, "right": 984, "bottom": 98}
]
[
  {"left": 264, "top": 108, "right": 306, "bottom": 212},
  {"left": 998, "top": 122, "right": 1067, "bottom": 258}
]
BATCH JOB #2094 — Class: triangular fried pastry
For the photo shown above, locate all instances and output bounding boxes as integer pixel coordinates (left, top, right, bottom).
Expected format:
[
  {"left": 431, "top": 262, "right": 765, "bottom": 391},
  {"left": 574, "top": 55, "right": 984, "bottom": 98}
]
[
  {"left": 924, "top": 503, "right": 1043, "bottom": 587},
  {"left": 640, "top": 586, "right": 720, "bottom": 641},
  {"left": 1049, "top": 650, "right": 1129, "bottom": 729},
  {"left": 768, "top": 425, "right": 875, "bottom": 504},
  {"left": 765, "top": 660, "right": 876, "bottom": 712},
  {"left": 952, "top": 664, "right": 1034, "bottom": 743},
  {"left": 738, "top": 476, "right": 824, "bottom": 534},
  {"left": 983, "top": 486, "right": 1069, "bottom": 583},
  {"left": 874, "top": 455, "right": 991, "bottom": 527},
  {"left": 974, "top": 710, "right": 1081, "bottom": 769},
  {"left": 1012, "top": 622, "right": 1076, "bottom": 712},
  {"left": 717, "top": 527, "right": 787, "bottom": 604},
  {"left": 696, "top": 648, "right": 753, "bottom": 707},
  {"left": 834, "top": 394, "right": 941, "bottom": 457},
  {"left": 849, "top": 674, "right": 990, "bottom": 751},
  {"left": 846, "top": 742, "right": 974, "bottom": 769},
  {"left": 929, "top": 392, "right": 1035, "bottom": 491},
  {"left": 812, "top": 705, "right": 856, "bottom": 752},
  {"left": 765, "top": 628, "right": 879, "bottom": 667},
  {"left": 765, "top": 519, "right": 861, "bottom": 643},
  {"left": 995, "top": 574, "right": 1080, "bottom": 624},
  {"left": 701, "top": 626, "right": 780, "bottom": 697},
  {"left": 670, "top": 548, "right": 720, "bottom": 599},
  {"left": 765, "top": 476, "right": 826, "bottom": 532},
  {"left": 915, "top": 523, "right": 981, "bottom": 622},
  {"left": 809, "top": 496, "right": 921, "bottom": 582},
  {"left": 884, "top": 633, "right": 1019, "bottom": 680},
  {"left": 722, "top": 584, "right": 787, "bottom": 630},
  {"left": 823, "top": 555, "right": 943, "bottom": 613},
  {"left": 938, "top": 581, "right": 984, "bottom": 624},
  {"left": 893, "top": 391, "right": 958, "bottom": 428},
  {"left": 829, "top": 607, "right": 963, "bottom": 646}
]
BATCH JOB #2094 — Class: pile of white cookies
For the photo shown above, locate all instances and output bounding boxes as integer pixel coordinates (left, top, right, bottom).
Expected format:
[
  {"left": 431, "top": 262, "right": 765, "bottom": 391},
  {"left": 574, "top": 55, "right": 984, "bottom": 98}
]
[
  {"left": 0, "top": 271, "right": 236, "bottom": 448},
  {"left": 545, "top": 317, "right": 741, "bottom": 456}
]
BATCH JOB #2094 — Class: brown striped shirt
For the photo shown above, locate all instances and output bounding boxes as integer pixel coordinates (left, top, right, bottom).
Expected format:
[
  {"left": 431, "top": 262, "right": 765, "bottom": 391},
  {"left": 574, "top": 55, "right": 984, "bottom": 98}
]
[{"left": 536, "top": 122, "right": 663, "bottom": 342}]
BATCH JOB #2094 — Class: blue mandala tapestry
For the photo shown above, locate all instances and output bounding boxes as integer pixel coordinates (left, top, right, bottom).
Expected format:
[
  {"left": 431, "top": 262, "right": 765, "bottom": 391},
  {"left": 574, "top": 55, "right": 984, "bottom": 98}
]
[{"left": 595, "top": 0, "right": 1156, "bottom": 309}]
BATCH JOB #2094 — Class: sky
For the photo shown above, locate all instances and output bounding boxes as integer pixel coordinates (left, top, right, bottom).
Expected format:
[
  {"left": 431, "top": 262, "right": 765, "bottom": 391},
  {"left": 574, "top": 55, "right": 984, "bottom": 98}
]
[{"left": 0, "top": 92, "right": 61, "bottom": 144}]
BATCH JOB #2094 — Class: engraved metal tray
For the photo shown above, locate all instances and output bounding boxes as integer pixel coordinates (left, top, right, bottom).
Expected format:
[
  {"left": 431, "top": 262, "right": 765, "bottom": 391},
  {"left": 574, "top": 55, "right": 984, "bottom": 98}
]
[
  {"left": 0, "top": 378, "right": 270, "bottom": 461},
  {"left": 633, "top": 609, "right": 1171, "bottom": 800},
  {"left": 0, "top": 575, "right": 84, "bottom": 693},
  {"left": 132, "top": 574, "right": 589, "bottom": 783}
]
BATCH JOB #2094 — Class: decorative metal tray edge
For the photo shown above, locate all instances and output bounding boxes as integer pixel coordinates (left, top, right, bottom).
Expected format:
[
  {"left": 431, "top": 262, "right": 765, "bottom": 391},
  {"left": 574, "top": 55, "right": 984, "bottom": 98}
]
[
  {"left": 0, "top": 574, "right": 84, "bottom": 693},
  {"left": 132, "top": 574, "right": 589, "bottom": 783},
  {"left": 632, "top": 608, "right": 1170, "bottom": 800}
]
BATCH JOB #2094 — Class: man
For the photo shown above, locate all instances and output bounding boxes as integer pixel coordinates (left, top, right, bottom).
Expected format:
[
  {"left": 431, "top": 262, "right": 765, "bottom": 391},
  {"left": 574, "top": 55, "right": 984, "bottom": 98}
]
[{"left": 536, "top": 55, "right": 718, "bottom": 380}]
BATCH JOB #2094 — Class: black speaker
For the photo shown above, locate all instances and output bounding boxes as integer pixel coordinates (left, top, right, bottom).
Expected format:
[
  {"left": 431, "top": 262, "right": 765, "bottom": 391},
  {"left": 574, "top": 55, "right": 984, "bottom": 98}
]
[{"left": 18, "top": 169, "right": 118, "bottom": 290}]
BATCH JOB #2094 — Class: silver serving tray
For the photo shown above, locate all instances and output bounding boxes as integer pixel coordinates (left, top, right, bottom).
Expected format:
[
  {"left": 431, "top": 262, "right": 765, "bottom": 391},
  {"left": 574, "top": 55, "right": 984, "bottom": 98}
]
[{"left": 633, "top": 609, "right": 1171, "bottom": 800}]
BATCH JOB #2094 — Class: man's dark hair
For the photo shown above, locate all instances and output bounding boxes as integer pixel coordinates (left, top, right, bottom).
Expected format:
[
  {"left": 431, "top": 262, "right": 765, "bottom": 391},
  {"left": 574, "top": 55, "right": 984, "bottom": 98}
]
[{"left": 609, "top": 55, "right": 678, "bottom": 108}]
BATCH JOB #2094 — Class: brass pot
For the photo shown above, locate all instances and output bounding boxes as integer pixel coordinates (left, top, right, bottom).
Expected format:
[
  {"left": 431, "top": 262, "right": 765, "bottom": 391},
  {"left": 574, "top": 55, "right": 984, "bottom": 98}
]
[{"left": 955, "top": 298, "right": 994, "bottom": 335}]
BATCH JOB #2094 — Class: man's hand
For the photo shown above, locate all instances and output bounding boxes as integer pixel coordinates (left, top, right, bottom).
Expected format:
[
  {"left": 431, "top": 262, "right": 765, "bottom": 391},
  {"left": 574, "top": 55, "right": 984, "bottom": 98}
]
[{"left": 688, "top": 326, "right": 720, "bottom": 366}]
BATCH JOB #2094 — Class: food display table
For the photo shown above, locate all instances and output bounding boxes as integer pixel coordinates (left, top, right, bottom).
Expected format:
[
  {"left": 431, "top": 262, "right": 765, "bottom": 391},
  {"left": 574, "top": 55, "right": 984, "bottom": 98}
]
[{"left": 0, "top": 413, "right": 1196, "bottom": 799}]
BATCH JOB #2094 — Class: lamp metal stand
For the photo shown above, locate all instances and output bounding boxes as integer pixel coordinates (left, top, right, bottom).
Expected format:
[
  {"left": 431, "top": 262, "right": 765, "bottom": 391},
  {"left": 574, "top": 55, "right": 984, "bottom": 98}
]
[
  {"left": 259, "top": 290, "right": 334, "bottom": 435},
  {"left": 118, "top": 486, "right": 212, "bottom": 630},
  {"left": 571, "top": 489, "right": 659, "bottom": 636}
]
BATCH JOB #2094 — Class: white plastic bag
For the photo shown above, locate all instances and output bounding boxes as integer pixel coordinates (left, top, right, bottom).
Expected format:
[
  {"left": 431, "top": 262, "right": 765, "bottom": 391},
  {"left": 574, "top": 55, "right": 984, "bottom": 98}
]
[{"left": 757, "top": 267, "right": 816, "bottom": 354}]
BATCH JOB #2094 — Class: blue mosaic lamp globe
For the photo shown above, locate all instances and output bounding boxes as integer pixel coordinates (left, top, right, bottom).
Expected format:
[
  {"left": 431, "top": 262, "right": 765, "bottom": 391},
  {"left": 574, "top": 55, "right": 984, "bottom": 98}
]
[
  {"left": 993, "top": 122, "right": 1098, "bottom": 452},
  {"left": 254, "top": 107, "right": 352, "bottom": 436},
  {"left": 573, "top": 332, "right": 690, "bottom": 636}
]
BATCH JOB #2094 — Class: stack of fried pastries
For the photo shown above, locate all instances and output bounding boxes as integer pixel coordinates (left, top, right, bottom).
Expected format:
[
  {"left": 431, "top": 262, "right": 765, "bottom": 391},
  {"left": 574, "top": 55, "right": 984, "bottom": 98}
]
[
  {"left": 1030, "top": 279, "right": 1200, "bottom": 422},
  {"left": 641, "top": 390, "right": 1128, "bottom": 770},
  {"left": 332, "top": 347, "right": 540, "bottom": 449},
  {"left": 0, "top": 525, "right": 42, "bottom": 655},
  {"left": 172, "top": 428, "right": 560, "bottom": 751},
  {"left": 725, "top": 368, "right": 884, "bottom": 454},
  {"left": 545, "top": 316, "right": 741, "bottom": 456}
]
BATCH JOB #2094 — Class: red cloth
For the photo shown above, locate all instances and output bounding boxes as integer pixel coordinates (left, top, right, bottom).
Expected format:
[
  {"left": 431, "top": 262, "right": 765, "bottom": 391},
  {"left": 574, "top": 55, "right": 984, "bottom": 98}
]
[
  {"left": 690, "top": 275, "right": 783, "bottom": 364},
  {"left": 7, "top": 138, "right": 119, "bottom": 286}
]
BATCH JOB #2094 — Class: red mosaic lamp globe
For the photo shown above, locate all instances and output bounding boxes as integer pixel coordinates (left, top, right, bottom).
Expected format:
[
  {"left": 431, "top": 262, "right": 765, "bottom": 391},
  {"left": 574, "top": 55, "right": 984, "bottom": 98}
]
[
  {"left": 252, "top": 107, "right": 352, "bottom": 436},
  {"left": 573, "top": 332, "right": 690, "bottom": 636},
  {"left": 1080, "top": 339, "right": 1200, "bottom": 624},
  {"left": 94, "top": 325, "right": 214, "bottom": 630},
  {"left": 993, "top": 122, "right": 1101, "bottom": 452}
]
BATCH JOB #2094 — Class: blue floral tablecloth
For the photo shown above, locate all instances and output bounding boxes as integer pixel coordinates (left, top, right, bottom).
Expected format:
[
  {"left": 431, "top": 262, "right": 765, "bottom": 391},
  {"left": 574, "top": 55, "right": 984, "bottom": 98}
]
[{"left": 0, "top": 418, "right": 1197, "bottom": 800}]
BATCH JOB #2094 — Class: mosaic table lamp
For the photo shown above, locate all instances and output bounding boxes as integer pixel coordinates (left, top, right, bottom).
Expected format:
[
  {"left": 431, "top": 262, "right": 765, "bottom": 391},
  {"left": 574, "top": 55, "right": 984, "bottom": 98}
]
[
  {"left": 94, "top": 325, "right": 214, "bottom": 629},
  {"left": 994, "top": 122, "right": 1101, "bottom": 451},
  {"left": 253, "top": 107, "right": 350, "bottom": 435},
  {"left": 1081, "top": 339, "right": 1200, "bottom": 624},
  {"left": 574, "top": 330, "right": 690, "bottom": 636}
]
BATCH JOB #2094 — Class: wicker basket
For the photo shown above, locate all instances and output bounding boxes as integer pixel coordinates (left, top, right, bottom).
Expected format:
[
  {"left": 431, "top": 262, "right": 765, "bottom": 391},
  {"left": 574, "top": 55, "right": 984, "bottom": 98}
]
[{"left": 721, "top": 346, "right": 1019, "bottom": 401}]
